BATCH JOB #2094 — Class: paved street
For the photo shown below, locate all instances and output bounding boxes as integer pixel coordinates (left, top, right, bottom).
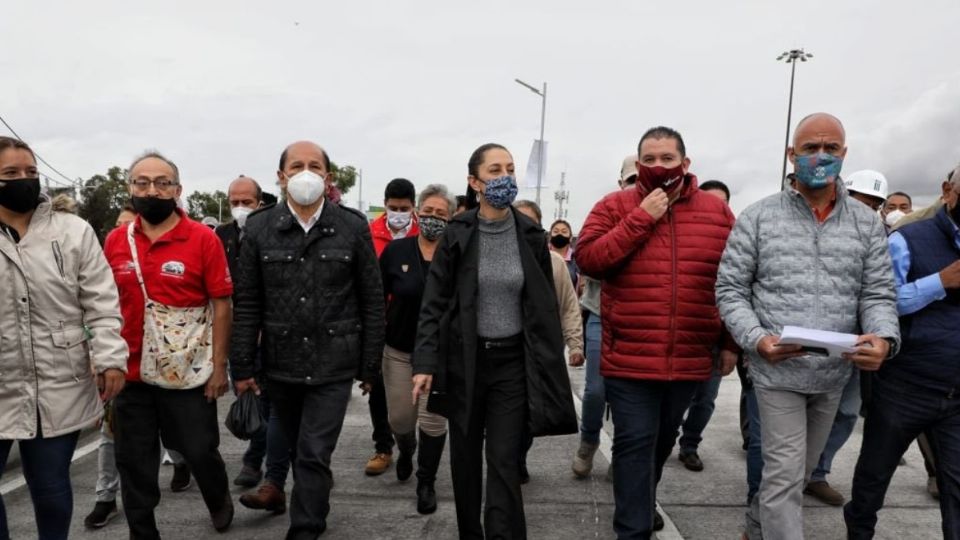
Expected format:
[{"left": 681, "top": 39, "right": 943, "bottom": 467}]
[{"left": 1, "top": 369, "right": 943, "bottom": 539}]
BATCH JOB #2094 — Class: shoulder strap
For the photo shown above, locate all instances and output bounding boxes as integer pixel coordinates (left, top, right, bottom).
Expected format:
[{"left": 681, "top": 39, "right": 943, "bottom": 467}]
[{"left": 126, "top": 222, "right": 151, "bottom": 302}]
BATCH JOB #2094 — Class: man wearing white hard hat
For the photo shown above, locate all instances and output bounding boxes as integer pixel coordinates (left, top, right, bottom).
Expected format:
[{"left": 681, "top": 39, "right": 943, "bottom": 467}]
[{"left": 802, "top": 168, "right": 889, "bottom": 507}]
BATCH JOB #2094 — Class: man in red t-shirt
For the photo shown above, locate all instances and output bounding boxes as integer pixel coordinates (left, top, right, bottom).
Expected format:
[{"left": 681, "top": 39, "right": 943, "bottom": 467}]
[{"left": 104, "top": 151, "right": 235, "bottom": 538}]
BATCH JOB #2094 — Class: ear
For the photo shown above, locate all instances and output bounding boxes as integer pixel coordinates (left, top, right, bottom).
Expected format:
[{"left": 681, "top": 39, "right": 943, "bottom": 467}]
[
  {"left": 467, "top": 175, "right": 484, "bottom": 194},
  {"left": 276, "top": 170, "right": 285, "bottom": 186},
  {"left": 174, "top": 185, "right": 183, "bottom": 200},
  {"left": 840, "top": 146, "right": 848, "bottom": 159},
  {"left": 787, "top": 146, "right": 797, "bottom": 166},
  {"left": 681, "top": 157, "right": 692, "bottom": 174}
]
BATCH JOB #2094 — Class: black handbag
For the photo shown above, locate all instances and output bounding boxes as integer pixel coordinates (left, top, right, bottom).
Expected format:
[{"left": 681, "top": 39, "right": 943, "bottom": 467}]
[{"left": 225, "top": 391, "right": 265, "bottom": 440}]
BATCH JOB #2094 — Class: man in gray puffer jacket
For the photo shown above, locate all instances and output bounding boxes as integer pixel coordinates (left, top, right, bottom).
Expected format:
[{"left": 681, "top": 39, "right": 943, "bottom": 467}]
[{"left": 716, "top": 113, "right": 900, "bottom": 540}]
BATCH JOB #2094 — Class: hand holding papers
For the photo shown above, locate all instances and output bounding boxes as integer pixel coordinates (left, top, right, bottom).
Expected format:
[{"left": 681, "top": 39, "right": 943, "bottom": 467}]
[{"left": 777, "top": 326, "right": 859, "bottom": 357}]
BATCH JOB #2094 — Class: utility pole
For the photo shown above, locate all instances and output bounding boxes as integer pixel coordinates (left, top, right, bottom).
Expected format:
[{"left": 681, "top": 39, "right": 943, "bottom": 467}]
[
  {"left": 777, "top": 48, "right": 814, "bottom": 189},
  {"left": 515, "top": 78, "right": 548, "bottom": 206}
]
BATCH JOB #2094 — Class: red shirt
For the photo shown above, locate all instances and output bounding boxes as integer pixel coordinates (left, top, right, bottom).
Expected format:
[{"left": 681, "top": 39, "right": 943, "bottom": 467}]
[
  {"left": 370, "top": 214, "right": 419, "bottom": 258},
  {"left": 104, "top": 210, "right": 234, "bottom": 382}
]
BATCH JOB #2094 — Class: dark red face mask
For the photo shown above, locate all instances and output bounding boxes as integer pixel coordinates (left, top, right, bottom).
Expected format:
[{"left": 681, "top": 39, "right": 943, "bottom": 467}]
[{"left": 636, "top": 164, "right": 685, "bottom": 194}]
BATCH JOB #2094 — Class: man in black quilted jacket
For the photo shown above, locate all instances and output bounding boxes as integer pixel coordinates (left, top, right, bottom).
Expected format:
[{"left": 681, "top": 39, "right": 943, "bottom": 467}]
[{"left": 230, "top": 140, "right": 385, "bottom": 540}]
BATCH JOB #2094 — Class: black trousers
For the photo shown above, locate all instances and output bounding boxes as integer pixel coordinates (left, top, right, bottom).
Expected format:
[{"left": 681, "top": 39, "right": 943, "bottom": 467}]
[
  {"left": 368, "top": 374, "right": 395, "bottom": 454},
  {"left": 449, "top": 339, "right": 528, "bottom": 540},
  {"left": 268, "top": 379, "right": 353, "bottom": 540},
  {"left": 114, "top": 383, "right": 229, "bottom": 540},
  {"left": 844, "top": 373, "right": 960, "bottom": 540}
]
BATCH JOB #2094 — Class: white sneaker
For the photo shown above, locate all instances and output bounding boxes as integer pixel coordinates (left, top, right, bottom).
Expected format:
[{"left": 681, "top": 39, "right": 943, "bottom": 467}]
[{"left": 572, "top": 441, "right": 599, "bottom": 478}]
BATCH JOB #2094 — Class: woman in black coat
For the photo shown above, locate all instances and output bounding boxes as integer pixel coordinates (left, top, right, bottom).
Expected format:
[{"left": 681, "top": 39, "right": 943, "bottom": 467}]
[{"left": 412, "top": 143, "right": 577, "bottom": 539}]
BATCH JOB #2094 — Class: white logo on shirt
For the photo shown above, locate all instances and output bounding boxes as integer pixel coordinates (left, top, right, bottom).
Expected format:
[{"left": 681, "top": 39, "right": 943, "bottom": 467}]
[{"left": 161, "top": 261, "right": 186, "bottom": 277}]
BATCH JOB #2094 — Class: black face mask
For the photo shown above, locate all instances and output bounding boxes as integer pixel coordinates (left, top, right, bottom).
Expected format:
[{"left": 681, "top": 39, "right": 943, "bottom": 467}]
[
  {"left": 550, "top": 234, "right": 571, "bottom": 249},
  {"left": 131, "top": 196, "right": 178, "bottom": 225},
  {"left": 0, "top": 177, "right": 42, "bottom": 214}
]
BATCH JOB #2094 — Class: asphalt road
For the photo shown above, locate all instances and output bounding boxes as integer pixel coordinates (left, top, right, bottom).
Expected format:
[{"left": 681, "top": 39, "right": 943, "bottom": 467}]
[{"left": 1, "top": 368, "right": 943, "bottom": 539}]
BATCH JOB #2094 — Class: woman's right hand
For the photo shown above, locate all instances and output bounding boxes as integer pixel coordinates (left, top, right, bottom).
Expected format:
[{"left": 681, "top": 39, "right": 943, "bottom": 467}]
[{"left": 411, "top": 374, "right": 433, "bottom": 405}]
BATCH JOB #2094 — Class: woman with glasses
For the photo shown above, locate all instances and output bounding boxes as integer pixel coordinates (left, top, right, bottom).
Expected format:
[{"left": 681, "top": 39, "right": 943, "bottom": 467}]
[{"left": 412, "top": 143, "right": 577, "bottom": 539}]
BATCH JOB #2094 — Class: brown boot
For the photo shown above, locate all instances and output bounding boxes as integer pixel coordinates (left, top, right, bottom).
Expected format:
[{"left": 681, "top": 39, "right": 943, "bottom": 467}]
[
  {"left": 365, "top": 452, "right": 393, "bottom": 476},
  {"left": 804, "top": 480, "right": 845, "bottom": 506},
  {"left": 239, "top": 482, "right": 286, "bottom": 515}
]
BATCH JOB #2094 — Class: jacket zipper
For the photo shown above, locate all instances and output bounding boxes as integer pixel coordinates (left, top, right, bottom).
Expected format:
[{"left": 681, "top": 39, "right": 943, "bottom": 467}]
[
  {"left": 17, "top": 243, "right": 40, "bottom": 437},
  {"left": 667, "top": 207, "right": 678, "bottom": 376}
]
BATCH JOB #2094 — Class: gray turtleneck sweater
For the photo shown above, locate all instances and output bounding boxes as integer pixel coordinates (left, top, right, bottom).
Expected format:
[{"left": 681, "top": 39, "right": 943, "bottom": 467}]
[{"left": 477, "top": 213, "right": 525, "bottom": 338}]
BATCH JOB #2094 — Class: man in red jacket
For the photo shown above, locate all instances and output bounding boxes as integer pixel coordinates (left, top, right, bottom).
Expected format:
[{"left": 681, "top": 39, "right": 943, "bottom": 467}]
[
  {"left": 364, "top": 178, "right": 420, "bottom": 475},
  {"left": 576, "top": 126, "right": 738, "bottom": 538}
]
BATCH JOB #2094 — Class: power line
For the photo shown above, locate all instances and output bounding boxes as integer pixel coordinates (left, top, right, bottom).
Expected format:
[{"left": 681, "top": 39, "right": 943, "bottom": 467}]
[{"left": 0, "top": 113, "right": 79, "bottom": 185}]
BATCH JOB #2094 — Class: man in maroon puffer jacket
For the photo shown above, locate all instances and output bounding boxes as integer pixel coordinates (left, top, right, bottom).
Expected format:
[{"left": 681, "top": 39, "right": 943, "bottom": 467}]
[{"left": 576, "top": 126, "right": 738, "bottom": 538}]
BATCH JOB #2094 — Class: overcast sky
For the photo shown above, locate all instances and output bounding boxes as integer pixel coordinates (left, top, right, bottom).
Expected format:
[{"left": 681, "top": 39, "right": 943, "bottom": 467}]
[{"left": 3, "top": 1, "right": 959, "bottom": 230}]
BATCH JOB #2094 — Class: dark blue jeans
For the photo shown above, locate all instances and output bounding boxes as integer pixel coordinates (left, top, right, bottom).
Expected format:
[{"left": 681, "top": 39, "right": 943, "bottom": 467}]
[
  {"left": 606, "top": 377, "right": 698, "bottom": 539},
  {"left": 242, "top": 393, "right": 291, "bottom": 488},
  {"left": 579, "top": 313, "right": 605, "bottom": 445},
  {"left": 745, "top": 386, "right": 763, "bottom": 504},
  {"left": 0, "top": 430, "right": 81, "bottom": 540},
  {"left": 679, "top": 369, "right": 722, "bottom": 455},
  {"left": 844, "top": 373, "right": 960, "bottom": 540}
]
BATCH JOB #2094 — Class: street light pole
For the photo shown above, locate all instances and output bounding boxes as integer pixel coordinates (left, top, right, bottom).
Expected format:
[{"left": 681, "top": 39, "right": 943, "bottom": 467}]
[
  {"left": 515, "top": 78, "right": 547, "bottom": 206},
  {"left": 777, "top": 48, "right": 813, "bottom": 189}
]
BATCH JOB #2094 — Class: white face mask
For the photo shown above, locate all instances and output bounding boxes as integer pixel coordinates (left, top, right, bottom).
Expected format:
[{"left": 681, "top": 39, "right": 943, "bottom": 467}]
[
  {"left": 885, "top": 209, "right": 906, "bottom": 227},
  {"left": 285, "top": 171, "right": 325, "bottom": 206},
  {"left": 231, "top": 206, "right": 254, "bottom": 229},
  {"left": 386, "top": 209, "right": 413, "bottom": 230}
]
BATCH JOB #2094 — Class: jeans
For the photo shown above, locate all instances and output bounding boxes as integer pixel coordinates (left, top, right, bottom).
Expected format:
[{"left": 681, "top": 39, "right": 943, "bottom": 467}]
[
  {"left": 0, "top": 430, "right": 80, "bottom": 540},
  {"left": 269, "top": 379, "right": 353, "bottom": 540},
  {"left": 679, "top": 369, "right": 723, "bottom": 455},
  {"left": 745, "top": 386, "right": 763, "bottom": 504},
  {"left": 746, "top": 386, "right": 843, "bottom": 540},
  {"left": 449, "top": 340, "right": 528, "bottom": 540},
  {"left": 844, "top": 373, "right": 960, "bottom": 540},
  {"left": 115, "top": 383, "right": 230, "bottom": 540},
  {"left": 605, "top": 377, "right": 699, "bottom": 539},
  {"left": 810, "top": 366, "right": 861, "bottom": 482},
  {"left": 579, "top": 313, "right": 605, "bottom": 445},
  {"left": 241, "top": 393, "right": 291, "bottom": 488}
]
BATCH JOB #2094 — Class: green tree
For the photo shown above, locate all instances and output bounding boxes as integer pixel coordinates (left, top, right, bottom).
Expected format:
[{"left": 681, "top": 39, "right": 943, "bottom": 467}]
[
  {"left": 330, "top": 162, "right": 357, "bottom": 195},
  {"left": 78, "top": 166, "right": 130, "bottom": 242},
  {"left": 186, "top": 190, "right": 228, "bottom": 222}
]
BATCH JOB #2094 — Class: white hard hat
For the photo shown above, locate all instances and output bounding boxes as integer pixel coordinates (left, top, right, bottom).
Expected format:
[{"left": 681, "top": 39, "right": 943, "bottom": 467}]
[{"left": 844, "top": 169, "right": 888, "bottom": 201}]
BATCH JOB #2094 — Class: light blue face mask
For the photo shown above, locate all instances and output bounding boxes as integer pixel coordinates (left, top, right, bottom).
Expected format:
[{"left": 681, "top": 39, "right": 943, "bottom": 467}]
[{"left": 794, "top": 152, "right": 843, "bottom": 189}]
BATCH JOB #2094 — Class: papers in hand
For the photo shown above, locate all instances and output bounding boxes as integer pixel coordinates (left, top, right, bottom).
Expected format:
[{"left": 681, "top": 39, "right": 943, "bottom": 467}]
[{"left": 778, "top": 326, "right": 860, "bottom": 357}]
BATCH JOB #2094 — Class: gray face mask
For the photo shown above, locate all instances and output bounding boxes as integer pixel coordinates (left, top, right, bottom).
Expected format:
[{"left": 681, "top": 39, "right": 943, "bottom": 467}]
[{"left": 418, "top": 215, "right": 447, "bottom": 241}]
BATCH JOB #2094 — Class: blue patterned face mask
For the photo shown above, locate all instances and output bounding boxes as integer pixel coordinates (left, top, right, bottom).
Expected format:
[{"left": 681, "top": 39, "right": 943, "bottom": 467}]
[
  {"left": 481, "top": 175, "right": 518, "bottom": 209},
  {"left": 794, "top": 152, "right": 843, "bottom": 189}
]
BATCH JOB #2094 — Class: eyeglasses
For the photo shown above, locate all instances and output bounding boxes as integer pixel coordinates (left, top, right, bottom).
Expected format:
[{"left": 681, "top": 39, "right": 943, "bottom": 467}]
[{"left": 129, "top": 178, "right": 179, "bottom": 191}]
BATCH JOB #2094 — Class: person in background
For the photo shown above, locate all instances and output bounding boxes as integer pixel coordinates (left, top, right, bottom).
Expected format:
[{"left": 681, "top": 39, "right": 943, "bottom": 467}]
[
  {"left": 548, "top": 219, "right": 578, "bottom": 288},
  {"left": 676, "top": 179, "right": 733, "bottom": 474},
  {"left": 893, "top": 167, "right": 956, "bottom": 231},
  {"left": 845, "top": 163, "right": 960, "bottom": 539},
  {"left": 201, "top": 216, "right": 220, "bottom": 230},
  {"left": 455, "top": 194, "right": 468, "bottom": 216},
  {"left": 571, "top": 155, "right": 639, "bottom": 481},
  {"left": 882, "top": 191, "right": 913, "bottom": 229},
  {"left": 105, "top": 150, "right": 235, "bottom": 538},
  {"left": 845, "top": 170, "right": 889, "bottom": 211},
  {"left": 116, "top": 204, "right": 137, "bottom": 227},
  {"left": 0, "top": 136, "right": 128, "bottom": 540},
  {"left": 365, "top": 178, "right": 420, "bottom": 477},
  {"left": 412, "top": 143, "right": 577, "bottom": 539},
  {"left": 231, "top": 141, "right": 385, "bottom": 539},
  {"left": 716, "top": 113, "right": 900, "bottom": 540},
  {"left": 514, "top": 199, "right": 585, "bottom": 483},
  {"left": 577, "top": 128, "right": 738, "bottom": 537},
  {"left": 380, "top": 184, "right": 455, "bottom": 514}
]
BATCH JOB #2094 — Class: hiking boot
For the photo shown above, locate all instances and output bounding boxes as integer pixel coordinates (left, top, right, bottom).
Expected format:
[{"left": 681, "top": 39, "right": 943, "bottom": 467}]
[
  {"left": 210, "top": 495, "right": 234, "bottom": 533},
  {"left": 171, "top": 463, "right": 192, "bottom": 492},
  {"left": 804, "top": 480, "right": 845, "bottom": 506},
  {"left": 572, "top": 441, "right": 600, "bottom": 478},
  {"left": 365, "top": 452, "right": 393, "bottom": 476},
  {"left": 654, "top": 510, "right": 664, "bottom": 531},
  {"left": 84, "top": 500, "right": 119, "bottom": 529},
  {"left": 928, "top": 477, "right": 940, "bottom": 499},
  {"left": 233, "top": 465, "right": 262, "bottom": 488},
  {"left": 239, "top": 481, "right": 287, "bottom": 514},
  {"left": 678, "top": 451, "right": 704, "bottom": 472}
]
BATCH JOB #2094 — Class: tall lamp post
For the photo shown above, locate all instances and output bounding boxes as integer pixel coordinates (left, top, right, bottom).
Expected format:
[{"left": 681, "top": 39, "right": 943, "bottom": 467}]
[
  {"left": 515, "top": 78, "right": 547, "bottom": 206},
  {"left": 777, "top": 49, "right": 813, "bottom": 189}
]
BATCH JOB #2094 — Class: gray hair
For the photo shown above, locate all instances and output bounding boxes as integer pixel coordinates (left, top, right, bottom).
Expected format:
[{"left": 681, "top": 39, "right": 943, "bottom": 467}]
[
  {"left": 127, "top": 150, "right": 180, "bottom": 184},
  {"left": 513, "top": 199, "right": 542, "bottom": 225},
  {"left": 418, "top": 184, "right": 456, "bottom": 214}
]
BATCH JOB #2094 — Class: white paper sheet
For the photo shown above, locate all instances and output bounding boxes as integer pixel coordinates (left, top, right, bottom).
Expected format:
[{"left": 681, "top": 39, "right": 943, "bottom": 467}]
[{"left": 777, "top": 326, "right": 860, "bottom": 357}]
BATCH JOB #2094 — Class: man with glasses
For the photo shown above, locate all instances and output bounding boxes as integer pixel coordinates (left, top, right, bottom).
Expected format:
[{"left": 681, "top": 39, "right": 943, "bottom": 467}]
[{"left": 104, "top": 151, "right": 235, "bottom": 538}]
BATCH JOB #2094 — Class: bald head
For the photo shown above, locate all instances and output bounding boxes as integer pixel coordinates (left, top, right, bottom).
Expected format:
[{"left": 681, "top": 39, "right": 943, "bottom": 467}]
[
  {"left": 793, "top": 113, "right": 846, "bottom": 147},
  {"left": 279, "top": 141, "right": 330, "bottom": 173},
  {"left": 228, "top": 176, "right": 262, "bottom": 210},
  {"left": 788, "top": 112, "right": 848, "bottom": 170}
]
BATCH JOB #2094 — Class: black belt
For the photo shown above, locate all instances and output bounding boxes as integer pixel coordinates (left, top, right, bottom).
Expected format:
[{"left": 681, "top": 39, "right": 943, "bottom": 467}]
[{"left": 478, "top": 334, "right": 523, "bottom": 350}]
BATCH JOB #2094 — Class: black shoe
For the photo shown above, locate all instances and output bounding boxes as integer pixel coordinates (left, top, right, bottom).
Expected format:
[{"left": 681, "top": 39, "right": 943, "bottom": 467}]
[
  {"left": 211, "top": 495, "right": 234, "bottom": 533},
  {"left": 654, "top": 510, "right": 664, "bottom": 531},
  {"left": 678, "top": 451, "right": 704, "bottom": 472},
  {"left": 416, "top": 479, "right": 438, "bottom": 514},
  {"left": 171, "top": 463, "right": 192, "bottom": 492},
  {"left": 394, "top": 431, "right": 417, "bottom": 482},
  {"left": 234, "top": 465, "right": 263, "bottom": 488},
  {"left": 397, "top": 451, "right": 414, "bottom": 482},
  {"left": 84, "top": 500, "right": 119, "bottom": 529}
]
